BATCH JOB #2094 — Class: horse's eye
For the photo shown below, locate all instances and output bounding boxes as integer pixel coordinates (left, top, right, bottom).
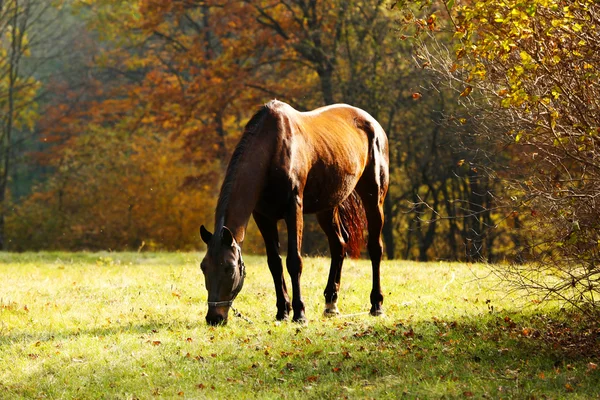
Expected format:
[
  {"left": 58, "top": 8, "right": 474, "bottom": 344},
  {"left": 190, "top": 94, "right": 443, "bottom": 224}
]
[{"left": 225, "top": 263, "right": 236, "bottom": 275}]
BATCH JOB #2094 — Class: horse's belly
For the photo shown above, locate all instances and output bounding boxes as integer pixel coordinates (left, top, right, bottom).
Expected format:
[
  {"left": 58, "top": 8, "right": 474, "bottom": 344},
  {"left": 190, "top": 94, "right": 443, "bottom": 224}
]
[
  {"left": 255, "top": 167, "right": 361, "bottom": 217},
  {"left": 302, "top": 167, "right": 361, "bottom": 213}
]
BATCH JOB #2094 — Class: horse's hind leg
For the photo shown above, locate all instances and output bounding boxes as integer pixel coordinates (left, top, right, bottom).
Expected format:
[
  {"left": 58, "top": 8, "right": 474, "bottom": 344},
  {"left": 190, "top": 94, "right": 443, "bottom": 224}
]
[
  {"left": 357, "top": 169, "right": 389, "bottom": 316},
  {"left": 253, "top": 211, "right": 291, "bottom": 320},
  {"left": 317, "top": 207, "right": 347, "bottom": 316}
]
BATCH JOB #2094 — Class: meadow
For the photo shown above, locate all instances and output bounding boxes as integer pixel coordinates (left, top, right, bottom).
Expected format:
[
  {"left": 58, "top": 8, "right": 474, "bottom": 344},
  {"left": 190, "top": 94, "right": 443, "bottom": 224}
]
[{"left": 0, "top": 252, "right": 598, "bottom": 399}]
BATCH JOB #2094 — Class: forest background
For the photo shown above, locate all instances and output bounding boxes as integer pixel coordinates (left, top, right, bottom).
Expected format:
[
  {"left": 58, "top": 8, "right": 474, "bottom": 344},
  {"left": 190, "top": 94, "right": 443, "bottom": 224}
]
[{"left": 1, "top": 0, "right": 598, "bottom": 277}]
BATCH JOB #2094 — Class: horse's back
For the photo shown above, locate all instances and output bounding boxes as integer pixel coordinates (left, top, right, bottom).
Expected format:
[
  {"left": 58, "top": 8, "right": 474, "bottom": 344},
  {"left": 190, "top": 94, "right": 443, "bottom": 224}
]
[
  {"left": 260, "top": 100, "right": 386, "bottom": 214},
  {"left": 266, "top": 100, "right": 381, "bottom": 163}
]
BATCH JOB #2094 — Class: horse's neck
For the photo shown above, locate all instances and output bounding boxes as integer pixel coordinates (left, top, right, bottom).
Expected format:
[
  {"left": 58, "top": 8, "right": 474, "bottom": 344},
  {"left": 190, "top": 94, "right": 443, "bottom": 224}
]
[{"left": 215, "top": 141, "right": 271, "bottom": 244}]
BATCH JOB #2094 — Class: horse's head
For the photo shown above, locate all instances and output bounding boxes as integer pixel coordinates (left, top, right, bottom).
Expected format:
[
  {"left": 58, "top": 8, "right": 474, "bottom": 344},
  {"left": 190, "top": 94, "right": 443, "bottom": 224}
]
[{"left": 199, "top": 225, "right": 246, "bottom": 326}]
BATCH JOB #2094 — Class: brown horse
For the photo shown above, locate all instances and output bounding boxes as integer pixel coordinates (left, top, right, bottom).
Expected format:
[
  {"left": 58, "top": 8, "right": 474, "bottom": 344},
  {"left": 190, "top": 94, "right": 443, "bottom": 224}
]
[{"left": 200, "top": 100, "right": 389, "bottom": 325}]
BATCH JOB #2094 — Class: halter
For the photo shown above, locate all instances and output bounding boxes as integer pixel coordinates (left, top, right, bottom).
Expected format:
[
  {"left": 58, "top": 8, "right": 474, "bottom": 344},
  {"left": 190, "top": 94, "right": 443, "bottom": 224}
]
[{"left": 206, "top": 246, "right": 246, "bottom": 308}]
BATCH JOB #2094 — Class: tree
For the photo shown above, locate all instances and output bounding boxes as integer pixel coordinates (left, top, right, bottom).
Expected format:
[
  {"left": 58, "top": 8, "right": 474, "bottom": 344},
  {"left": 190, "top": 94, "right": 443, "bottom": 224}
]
[
  {"left": 400, "top": 0, "right": 600, "bottom": 312},
  {"left": 1, "top": 1, "right": 44, "bottom": 249},
  {"left": 0, "top": 0, "right": 84, "bottom": 249},
  {"left": 8, "top": 0, "right": 526, "bottom": 263}
]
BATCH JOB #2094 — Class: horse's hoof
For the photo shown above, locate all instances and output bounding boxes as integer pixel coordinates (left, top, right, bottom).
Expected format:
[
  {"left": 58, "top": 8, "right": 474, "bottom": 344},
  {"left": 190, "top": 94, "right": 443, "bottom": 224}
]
[
  {"left": 292, "top": 313, "right": 308, "bottom": 325},
  {"left": 276, "top": 304, "right": 291, "bottom": 321},
  {"left": 323, "top": 302, "right": 340, "bottom": 317},
  {"left": 276, "top": 311, "right": 290, "bottom": 321},
  {"left": 370, "top": 307, "right": 384, "bottom": 317}
]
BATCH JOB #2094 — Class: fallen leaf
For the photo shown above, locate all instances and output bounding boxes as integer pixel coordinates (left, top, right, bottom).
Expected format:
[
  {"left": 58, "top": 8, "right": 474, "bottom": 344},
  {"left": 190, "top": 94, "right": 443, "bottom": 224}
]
[
  {"left": 565, "top": 383, "right": 574, "bottom": 392},
  {"left": 412, "top": 92, "right": 422, "bottom": 100}
]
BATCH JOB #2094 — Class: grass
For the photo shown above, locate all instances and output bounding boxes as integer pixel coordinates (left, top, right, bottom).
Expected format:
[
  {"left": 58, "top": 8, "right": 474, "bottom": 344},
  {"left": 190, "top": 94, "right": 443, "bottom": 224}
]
[{"left": 1, "top": 252, "right": 599, "bottom": 399}]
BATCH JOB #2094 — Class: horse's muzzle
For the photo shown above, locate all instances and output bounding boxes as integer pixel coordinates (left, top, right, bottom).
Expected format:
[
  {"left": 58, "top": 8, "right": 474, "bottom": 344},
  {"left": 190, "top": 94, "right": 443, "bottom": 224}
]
[{"left": 206, "top": 306, "right": 229, "bottom": 326}]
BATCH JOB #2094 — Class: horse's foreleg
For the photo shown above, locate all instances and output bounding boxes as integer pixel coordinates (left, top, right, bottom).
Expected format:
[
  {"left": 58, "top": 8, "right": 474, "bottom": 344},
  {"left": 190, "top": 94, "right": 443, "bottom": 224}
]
[
  {"left": 253, "top": 211, "right": 291, "bottom": 320},
  {"left": 317, "top": 208, "right": 346, "bottom": 316},
  {"left": 285, "top": 193, "right": 306, "bottom": 323}
]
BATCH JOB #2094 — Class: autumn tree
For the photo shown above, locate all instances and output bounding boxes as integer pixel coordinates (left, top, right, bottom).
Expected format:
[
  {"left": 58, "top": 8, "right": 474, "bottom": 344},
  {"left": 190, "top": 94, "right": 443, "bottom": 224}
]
[
  {"left": 0, "top": 0, "right": 78, "bottom": 249},
  {"left": 400, "top": 0, "right": 600, "bottom": 312},
  {"left": 7, "top": 0, "right": 304, "bottom": 250},
  {"left": 8, "top": 0, "right": 529, "bottom": 263}
]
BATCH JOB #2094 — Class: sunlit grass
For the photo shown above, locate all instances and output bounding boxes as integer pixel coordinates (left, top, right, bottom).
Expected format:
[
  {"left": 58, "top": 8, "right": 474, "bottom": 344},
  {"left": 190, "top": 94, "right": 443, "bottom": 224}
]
[{"left": 1, "top": 252, "right": 598, "bottom": 399}]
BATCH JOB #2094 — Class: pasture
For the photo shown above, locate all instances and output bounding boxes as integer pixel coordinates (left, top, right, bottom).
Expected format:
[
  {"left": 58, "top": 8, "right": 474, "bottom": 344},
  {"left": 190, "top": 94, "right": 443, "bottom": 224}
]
[{"left": 0, "top": 252, "right": 598, "bottom": 399}]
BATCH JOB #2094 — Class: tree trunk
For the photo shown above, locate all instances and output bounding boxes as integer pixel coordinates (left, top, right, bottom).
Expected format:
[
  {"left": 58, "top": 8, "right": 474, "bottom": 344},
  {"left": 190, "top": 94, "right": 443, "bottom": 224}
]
[
  {"left": 0, "top": 5, "right": 20, "bottom": 250},
  {"left": 418, "top": 186, "right": 439, "bottom": 262},
  {"left": 382, "top": 195, "right": 395, "bottom": 259},
  {"left": 317, "top": 65, "right": 335, "bottom": 105}
]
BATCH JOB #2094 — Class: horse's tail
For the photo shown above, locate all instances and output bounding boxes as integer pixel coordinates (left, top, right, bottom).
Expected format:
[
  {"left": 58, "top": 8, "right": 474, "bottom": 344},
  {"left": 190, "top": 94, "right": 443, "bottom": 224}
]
[{"left": 338, "top": 191, "right": 366, "bottom": 259}]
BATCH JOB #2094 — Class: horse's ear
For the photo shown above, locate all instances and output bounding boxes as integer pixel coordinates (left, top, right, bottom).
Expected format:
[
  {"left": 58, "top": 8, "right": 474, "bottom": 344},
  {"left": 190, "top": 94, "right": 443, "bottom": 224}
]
[
  {"left": 200, "top": 225, "right": 213, "bottom": 244},
  {"left": 221, "top": 226, "right": 234, "bottom": 247}
]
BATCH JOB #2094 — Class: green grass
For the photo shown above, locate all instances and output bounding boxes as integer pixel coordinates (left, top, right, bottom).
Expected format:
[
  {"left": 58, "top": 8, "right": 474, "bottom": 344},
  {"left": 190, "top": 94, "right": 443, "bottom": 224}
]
[{"left": 1, "top": 252, "right": 599, "bottom": 399}]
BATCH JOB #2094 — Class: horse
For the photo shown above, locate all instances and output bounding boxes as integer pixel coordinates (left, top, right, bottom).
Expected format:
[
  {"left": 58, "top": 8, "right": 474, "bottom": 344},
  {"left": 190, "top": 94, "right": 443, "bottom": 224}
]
[{"left": 199, "top": 99, "right": 389, "bottom": 325}]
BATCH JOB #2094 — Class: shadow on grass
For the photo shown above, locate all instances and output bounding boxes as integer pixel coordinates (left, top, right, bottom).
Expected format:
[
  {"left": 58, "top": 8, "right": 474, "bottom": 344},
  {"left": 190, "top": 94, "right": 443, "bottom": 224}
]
[
  {"left": 338, "top": 309, "right": 600, "bottom": 397},
  {"left": 0, "top": 317, "right": 200, "bottom": 346},
  {"left": 2, "top": 308, "right": 599, "bottom": 399}
]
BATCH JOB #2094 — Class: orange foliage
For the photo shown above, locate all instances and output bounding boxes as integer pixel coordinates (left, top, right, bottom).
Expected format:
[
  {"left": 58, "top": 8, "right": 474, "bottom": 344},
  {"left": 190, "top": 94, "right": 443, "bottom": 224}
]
[
  {"left": 9, "top": 0, "right": 327, "bottom": 250},
  {"left": 11, "top": 0, "right": 391, "bottom": 251}
]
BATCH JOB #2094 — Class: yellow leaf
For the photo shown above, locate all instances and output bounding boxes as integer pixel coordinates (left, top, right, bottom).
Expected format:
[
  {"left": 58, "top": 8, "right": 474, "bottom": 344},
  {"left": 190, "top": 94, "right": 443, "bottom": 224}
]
[{"left": 460, "top": 86, "right": 473, "bottom": 97}]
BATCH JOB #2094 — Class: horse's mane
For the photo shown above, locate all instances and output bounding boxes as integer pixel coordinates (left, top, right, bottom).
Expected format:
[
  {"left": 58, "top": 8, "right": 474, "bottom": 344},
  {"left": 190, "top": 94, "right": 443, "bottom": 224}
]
[{"left": 214, "top": 103, "right": 272, "bottom": 232}]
